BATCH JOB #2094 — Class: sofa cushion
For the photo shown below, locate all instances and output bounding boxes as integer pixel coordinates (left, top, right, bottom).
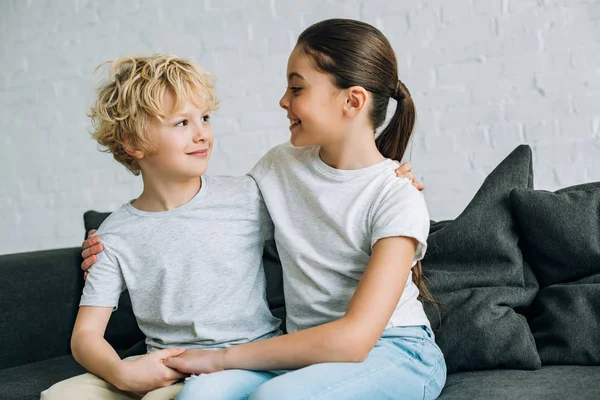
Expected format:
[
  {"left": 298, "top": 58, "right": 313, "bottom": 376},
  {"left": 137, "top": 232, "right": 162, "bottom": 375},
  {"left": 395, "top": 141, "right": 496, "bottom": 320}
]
[
  {"left": 422, "top": 145, "right": 541, "bottom": 373},
  {"left": 0, "top": 355, "right": 85, "bottom": 400},
  {"left": 438, "top": 366, "right": 600, "bottom": 399},
  {"left": 0, "top": 343, "right": 142, "bottom": 400},
  {"left": 511, "top": 182, "right": 600, "bottom": 365}
]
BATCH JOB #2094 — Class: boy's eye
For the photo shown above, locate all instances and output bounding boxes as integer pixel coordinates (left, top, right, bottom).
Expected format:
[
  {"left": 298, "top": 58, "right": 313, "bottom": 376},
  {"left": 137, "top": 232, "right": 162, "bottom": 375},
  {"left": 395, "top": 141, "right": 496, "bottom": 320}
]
[
  {"left": 289, "top": 87, "right": 302, "bottom": 93},
  {"left": 202, "top": 115, "right": 211, "bottom": 122},
  {"left": 175, "top": 120, "right": 188, "bottom": 127}
]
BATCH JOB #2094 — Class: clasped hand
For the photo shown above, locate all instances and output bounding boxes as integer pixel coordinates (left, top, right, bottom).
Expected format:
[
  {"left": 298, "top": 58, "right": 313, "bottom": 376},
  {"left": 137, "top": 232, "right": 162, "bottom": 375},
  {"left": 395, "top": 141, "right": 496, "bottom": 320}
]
[{"left": 163, "top": 348, "right": 226, "bottom": 375}]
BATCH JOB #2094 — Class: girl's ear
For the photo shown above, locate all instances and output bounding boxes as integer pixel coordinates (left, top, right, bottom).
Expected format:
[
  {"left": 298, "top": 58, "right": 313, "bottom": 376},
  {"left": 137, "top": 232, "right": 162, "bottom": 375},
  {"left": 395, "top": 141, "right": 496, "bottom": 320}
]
[
  {"left": 343, "top": 86, "right": 368, "bottom": 118},
  {"left": 122, "top": 132, "right": 145, "bottom": 159}
]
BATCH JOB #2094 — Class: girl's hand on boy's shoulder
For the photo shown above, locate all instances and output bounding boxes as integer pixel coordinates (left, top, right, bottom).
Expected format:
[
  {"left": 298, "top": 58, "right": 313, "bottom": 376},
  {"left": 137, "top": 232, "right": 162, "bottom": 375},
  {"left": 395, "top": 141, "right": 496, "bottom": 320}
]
[
  {"left": 394, "top": 161, "right": 425, "bottom": 191},
  {"left": 163, "top": 348, "right": 226, "bottom": 375},
  {"left": 116, "top": 348, "right": 188, "bottom": 394},
  {"left": 81, "top": 229, "right": 102, "bottom": 280}
]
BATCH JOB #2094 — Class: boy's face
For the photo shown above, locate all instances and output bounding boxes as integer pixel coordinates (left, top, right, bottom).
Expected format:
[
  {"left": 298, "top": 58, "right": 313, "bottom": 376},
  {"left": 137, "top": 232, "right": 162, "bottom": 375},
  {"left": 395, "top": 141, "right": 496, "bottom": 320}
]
[{"left": 140, "top": 91, "right": 214, "bottom": 180}]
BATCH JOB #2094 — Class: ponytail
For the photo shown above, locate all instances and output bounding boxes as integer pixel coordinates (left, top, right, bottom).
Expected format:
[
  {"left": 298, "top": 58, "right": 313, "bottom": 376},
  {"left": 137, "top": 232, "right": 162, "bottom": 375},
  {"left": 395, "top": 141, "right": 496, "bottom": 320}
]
[{"left": 375, "top": 80, "right": 415, "bottom": 162}]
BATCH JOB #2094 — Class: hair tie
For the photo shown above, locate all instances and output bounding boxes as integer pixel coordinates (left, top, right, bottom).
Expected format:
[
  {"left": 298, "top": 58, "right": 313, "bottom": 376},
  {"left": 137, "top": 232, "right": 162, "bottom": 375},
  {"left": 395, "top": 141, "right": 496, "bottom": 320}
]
[{"left": 393, "top": 80, "right": 407, "bottom": 101}]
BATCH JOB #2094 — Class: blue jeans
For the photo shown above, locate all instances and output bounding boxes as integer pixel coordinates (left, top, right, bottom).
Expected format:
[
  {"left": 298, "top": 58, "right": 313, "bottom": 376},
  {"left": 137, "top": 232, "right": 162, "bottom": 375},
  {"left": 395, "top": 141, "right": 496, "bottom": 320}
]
[{"left": 176, "top": 325, "right": 446, "bottom": 400}]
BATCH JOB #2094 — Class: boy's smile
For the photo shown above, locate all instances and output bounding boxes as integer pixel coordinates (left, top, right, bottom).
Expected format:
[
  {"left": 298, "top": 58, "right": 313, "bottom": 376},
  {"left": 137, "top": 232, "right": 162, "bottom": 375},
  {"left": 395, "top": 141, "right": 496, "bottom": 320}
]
[{"left": 137, "top": 90, "right": 214, "bottom": 180}]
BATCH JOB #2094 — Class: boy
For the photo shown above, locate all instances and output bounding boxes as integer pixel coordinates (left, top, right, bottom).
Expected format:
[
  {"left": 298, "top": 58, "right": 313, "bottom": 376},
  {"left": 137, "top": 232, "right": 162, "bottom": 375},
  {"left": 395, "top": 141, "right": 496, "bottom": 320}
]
[{"left": 41, "top": 55, "right": 281, "bottom": 399}]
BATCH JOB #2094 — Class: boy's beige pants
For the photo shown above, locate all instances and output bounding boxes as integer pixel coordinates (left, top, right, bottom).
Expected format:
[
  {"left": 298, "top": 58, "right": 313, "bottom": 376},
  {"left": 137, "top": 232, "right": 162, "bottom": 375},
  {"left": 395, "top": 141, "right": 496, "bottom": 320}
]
[{"left": 40, "top": 356, "right": 184, "bottom": 400}]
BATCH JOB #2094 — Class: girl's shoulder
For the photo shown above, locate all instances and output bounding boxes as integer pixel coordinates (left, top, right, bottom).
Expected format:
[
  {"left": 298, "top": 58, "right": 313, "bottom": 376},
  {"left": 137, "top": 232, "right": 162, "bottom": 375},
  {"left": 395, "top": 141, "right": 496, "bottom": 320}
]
[
  {"left": 250, "top": 141, "right": 317, "bottom": 180},
  {"left": 373, "top": 176, "right": 429, "bottom": 218}
]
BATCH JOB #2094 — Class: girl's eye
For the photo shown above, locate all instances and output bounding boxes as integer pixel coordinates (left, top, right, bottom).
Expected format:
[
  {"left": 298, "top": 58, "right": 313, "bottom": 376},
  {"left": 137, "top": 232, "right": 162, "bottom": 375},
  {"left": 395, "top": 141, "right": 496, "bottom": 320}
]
[
  {"left": 175, "top": 120, "right": 188, "bottom": 127},
  {"left": 289, "top": 87, "right": 302, "bottom": 93},
  {"left": 202, "top": 115, "right": 211, "bottom": 122}
]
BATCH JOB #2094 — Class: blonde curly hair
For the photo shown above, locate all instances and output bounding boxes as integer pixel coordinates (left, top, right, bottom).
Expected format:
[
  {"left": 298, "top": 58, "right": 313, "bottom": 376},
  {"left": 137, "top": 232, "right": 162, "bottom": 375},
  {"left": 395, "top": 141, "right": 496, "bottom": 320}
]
[{"left": 89, "top": 54, "right": 218, "bottom": 175}]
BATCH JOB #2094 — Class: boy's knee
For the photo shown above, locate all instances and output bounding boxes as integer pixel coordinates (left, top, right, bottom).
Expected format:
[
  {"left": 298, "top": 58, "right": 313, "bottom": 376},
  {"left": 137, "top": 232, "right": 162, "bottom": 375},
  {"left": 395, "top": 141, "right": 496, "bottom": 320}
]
[{"left": 40, "top": 379, "right": 73, "bottom": 400}]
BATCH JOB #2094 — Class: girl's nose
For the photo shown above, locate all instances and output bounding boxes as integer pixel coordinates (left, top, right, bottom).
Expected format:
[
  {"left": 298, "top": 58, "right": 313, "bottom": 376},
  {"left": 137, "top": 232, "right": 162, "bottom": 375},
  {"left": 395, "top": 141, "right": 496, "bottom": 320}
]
[{"left": 279, "top": 90, "right": 290, "bottom": 110}]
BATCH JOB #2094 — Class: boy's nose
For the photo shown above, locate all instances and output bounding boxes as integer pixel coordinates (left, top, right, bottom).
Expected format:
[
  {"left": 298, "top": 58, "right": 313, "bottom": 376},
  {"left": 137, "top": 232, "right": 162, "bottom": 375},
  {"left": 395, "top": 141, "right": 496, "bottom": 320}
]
[{"left": 192, "top": 127, "right": 206, "bottom": 142}]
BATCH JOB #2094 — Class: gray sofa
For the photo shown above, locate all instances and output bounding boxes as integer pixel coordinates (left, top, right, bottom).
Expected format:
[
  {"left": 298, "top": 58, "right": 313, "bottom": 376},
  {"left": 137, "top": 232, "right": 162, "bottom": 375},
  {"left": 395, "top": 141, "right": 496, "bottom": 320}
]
[{"left": 1, "top": 145, "right": 599, "bottom": 399}]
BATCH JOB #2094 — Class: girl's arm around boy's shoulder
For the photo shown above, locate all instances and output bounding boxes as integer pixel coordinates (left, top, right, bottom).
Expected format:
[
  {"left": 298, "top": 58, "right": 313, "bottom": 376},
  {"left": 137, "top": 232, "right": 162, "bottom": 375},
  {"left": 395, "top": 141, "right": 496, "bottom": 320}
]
[{"left": 163, "top": 237, "right": 418, "bottom": 374}]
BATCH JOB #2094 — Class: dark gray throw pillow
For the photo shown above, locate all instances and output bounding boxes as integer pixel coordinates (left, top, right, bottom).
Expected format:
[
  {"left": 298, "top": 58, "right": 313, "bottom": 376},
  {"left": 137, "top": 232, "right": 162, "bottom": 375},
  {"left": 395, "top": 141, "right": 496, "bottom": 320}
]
[
  {"left": 422, "top": 145, "right": 541, "bottom": 373},
  {"left": 511, "top": 182, "right": 600, "bottom": 365}
]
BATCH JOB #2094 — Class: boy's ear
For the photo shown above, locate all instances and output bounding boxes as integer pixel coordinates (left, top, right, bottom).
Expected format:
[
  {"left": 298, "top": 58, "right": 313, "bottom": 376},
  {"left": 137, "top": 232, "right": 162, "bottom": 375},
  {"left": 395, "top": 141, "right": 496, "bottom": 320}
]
[
  {"left": 342, "top": 86, "right": 368, "bottom": 118},
  {"left": 122, "top": 133, "right": 144, "bottom": 159}
]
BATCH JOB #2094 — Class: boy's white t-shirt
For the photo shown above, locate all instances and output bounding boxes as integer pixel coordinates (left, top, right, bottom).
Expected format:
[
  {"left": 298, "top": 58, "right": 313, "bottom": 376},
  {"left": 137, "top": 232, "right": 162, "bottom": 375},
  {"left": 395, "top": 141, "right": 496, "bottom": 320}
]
[{"left": 249, "top": 142, "right": 431, "bottom": 333}]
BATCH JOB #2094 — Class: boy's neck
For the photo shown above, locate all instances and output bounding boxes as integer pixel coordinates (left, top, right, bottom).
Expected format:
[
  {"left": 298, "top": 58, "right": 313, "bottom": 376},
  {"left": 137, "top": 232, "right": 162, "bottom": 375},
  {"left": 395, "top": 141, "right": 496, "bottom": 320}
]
[{"left": 132, "top": 175, "right": 202, "bottom": 212}]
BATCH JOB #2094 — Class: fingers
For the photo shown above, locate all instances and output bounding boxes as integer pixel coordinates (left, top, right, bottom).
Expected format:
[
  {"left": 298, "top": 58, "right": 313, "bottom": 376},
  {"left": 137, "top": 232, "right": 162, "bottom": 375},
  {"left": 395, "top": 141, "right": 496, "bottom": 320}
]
[
  {"left": 82, "top": 235, "right": 101, "bottom": 251},
  {"left": 403, "top": 171, "right": 416, "bottom": 181},
  {"left": 395, "top": 162, "right": 412, "bottom": 177},
  {"left": 398, "top": 161, "right": 412, "bottom": 173},
  {"left": 81, "top": 244, "right": 103, "bottom": 260},
  {"left": 162, "top": 357, "right": 182, "bottom": 370},
  {"left": 80, "top": 255, "right": 96, "bottom": 271},
  {"left": 413, "top": 180, "right": 425, "bottom": 191},
  {"left": 165, "top": 370, "right": 187, "bottom": 380},
  {"left": 87, "top": 229, "right": 97, "bottom": 239},
  {"left": 83, "top": 271, "right": 88, "bottom": 280},
  {"left": 157, "top": 347, "right": 187, "bottom": 359}
]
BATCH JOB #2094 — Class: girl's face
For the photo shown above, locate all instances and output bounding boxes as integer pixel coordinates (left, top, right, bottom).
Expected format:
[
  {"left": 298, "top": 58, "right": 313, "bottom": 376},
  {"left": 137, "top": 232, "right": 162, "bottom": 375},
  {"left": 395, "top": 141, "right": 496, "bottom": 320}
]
[{"left": 280, "top": 46, "right": 347, "bottom": 147}]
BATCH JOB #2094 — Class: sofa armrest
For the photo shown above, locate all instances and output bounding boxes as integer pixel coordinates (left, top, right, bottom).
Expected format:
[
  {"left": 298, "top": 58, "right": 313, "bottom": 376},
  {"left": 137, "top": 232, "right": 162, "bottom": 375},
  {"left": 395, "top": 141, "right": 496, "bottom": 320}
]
[{"left": 0, "top": 247, "right": 144, "bottom": 370}]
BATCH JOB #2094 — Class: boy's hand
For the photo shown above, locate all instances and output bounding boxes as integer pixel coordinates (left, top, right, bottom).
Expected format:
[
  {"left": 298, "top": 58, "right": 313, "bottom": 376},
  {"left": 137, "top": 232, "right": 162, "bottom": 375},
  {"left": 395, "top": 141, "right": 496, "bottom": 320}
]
[
  {"left": 163, "top": 349, "right": 226, "bottom": 375},
  {"left": 81, "top": 229, "right": 103, "bottom": 280},
  {"left": 394, "top": 162, "right": 424, "bottom": 191},
  {"left": 116, "top": 348, "right": 188, "bottom": 394}
]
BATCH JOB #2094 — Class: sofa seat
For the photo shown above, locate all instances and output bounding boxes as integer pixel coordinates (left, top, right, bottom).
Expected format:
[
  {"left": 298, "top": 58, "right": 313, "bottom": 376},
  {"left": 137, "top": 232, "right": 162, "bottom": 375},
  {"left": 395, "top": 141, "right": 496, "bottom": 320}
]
[
  {"left": 439, "top": 366, "right": 600, "bottom": 399},
  {"left": 0, "top": 355, "right": 85, "bottom": 400}
]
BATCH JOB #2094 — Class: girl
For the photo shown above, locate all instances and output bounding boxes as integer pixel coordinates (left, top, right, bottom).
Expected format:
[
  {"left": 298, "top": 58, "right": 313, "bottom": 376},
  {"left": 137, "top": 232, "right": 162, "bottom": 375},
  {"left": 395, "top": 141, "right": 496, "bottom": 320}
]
[{"left": 166, "top": 18, "right": 447, "bottom": 399}]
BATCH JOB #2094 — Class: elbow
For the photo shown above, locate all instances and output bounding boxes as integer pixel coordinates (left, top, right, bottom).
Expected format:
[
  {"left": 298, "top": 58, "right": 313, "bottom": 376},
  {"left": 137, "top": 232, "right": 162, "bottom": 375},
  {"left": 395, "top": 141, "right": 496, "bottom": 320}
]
[
  {"left": 346, "top": 344, "right": 371, "bottom": 363},
  {"left": 333, "top": 321, "right": 376, "bottom": 362},
  {"left": 70, "top": 331, "right": 83, "bottom": 364}
]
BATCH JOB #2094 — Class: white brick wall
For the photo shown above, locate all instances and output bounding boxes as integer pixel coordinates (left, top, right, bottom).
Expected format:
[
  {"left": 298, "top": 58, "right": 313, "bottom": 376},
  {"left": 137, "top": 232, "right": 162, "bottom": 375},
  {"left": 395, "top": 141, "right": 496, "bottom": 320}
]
[{"left": 1, "top": 0, "right": 599, "bottom": 255}]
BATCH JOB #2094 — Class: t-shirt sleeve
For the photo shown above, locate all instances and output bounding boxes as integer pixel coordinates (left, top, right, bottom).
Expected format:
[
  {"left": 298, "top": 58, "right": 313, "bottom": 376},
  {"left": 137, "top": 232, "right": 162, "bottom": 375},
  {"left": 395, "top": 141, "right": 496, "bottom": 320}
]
[
  {"left": 247, "top": 146, "right": 277, "bottom": 183},
  {"left": 247, "top": 176, "right": 275, "bottom": 242},
  {"left": 370, "top": 179, "right": 430, "bottom": 264},
  {"left": 79, "top": 240, "right": 125, "bottom": 310},
  {"left": 259, "top": 193, "right": 275, "bottom": 242}
]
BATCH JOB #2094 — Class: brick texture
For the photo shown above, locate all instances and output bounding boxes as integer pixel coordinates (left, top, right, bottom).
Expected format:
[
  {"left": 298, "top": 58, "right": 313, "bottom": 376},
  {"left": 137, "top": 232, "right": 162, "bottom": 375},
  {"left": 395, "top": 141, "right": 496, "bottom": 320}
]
[{"left": 1, "top": 0, "right": 599, "bottom": 254}]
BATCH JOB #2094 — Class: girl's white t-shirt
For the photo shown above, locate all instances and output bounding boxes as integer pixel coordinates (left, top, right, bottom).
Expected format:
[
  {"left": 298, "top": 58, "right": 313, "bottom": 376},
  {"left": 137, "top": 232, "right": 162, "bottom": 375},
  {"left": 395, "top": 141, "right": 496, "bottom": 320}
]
[{"left": 249, "top": 142, "right": 432, "bottom": 333}]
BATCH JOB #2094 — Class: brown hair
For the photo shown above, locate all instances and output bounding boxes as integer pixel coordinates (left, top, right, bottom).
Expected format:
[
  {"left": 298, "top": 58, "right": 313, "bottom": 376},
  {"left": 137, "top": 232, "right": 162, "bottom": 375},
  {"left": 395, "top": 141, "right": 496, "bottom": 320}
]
[
  {"left": 297, "top": 19, "right": 435, "bottom": 306},
  {"left": 89, "top": 54, "right": 218, "bottom": 175}
]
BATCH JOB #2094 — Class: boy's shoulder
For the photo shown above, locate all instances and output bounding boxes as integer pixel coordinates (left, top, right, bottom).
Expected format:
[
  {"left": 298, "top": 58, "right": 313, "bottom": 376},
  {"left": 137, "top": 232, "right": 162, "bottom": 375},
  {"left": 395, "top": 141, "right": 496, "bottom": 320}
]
[{"left": 93, "top": 204, "right": 137, "bottom": 240}]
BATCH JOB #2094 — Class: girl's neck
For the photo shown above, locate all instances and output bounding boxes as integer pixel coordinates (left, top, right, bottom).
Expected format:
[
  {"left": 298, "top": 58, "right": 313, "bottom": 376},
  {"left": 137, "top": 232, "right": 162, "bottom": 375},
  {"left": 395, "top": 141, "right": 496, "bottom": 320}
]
[
  {"left": 319, "top": 128, "right": 385, "bottom": 170},
  {"left": 132, "top": 174, "right": 202, "bottom": 212}
]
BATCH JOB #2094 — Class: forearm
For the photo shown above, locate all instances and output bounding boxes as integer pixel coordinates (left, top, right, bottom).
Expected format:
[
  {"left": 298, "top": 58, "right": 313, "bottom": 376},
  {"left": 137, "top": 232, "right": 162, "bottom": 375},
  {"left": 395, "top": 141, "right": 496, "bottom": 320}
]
[
  {"left": 71, "top": 333, "right": 126, "bottom": 389},
  {"left": 223, "top": 317, "right": 375, "bottom": 371}
]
